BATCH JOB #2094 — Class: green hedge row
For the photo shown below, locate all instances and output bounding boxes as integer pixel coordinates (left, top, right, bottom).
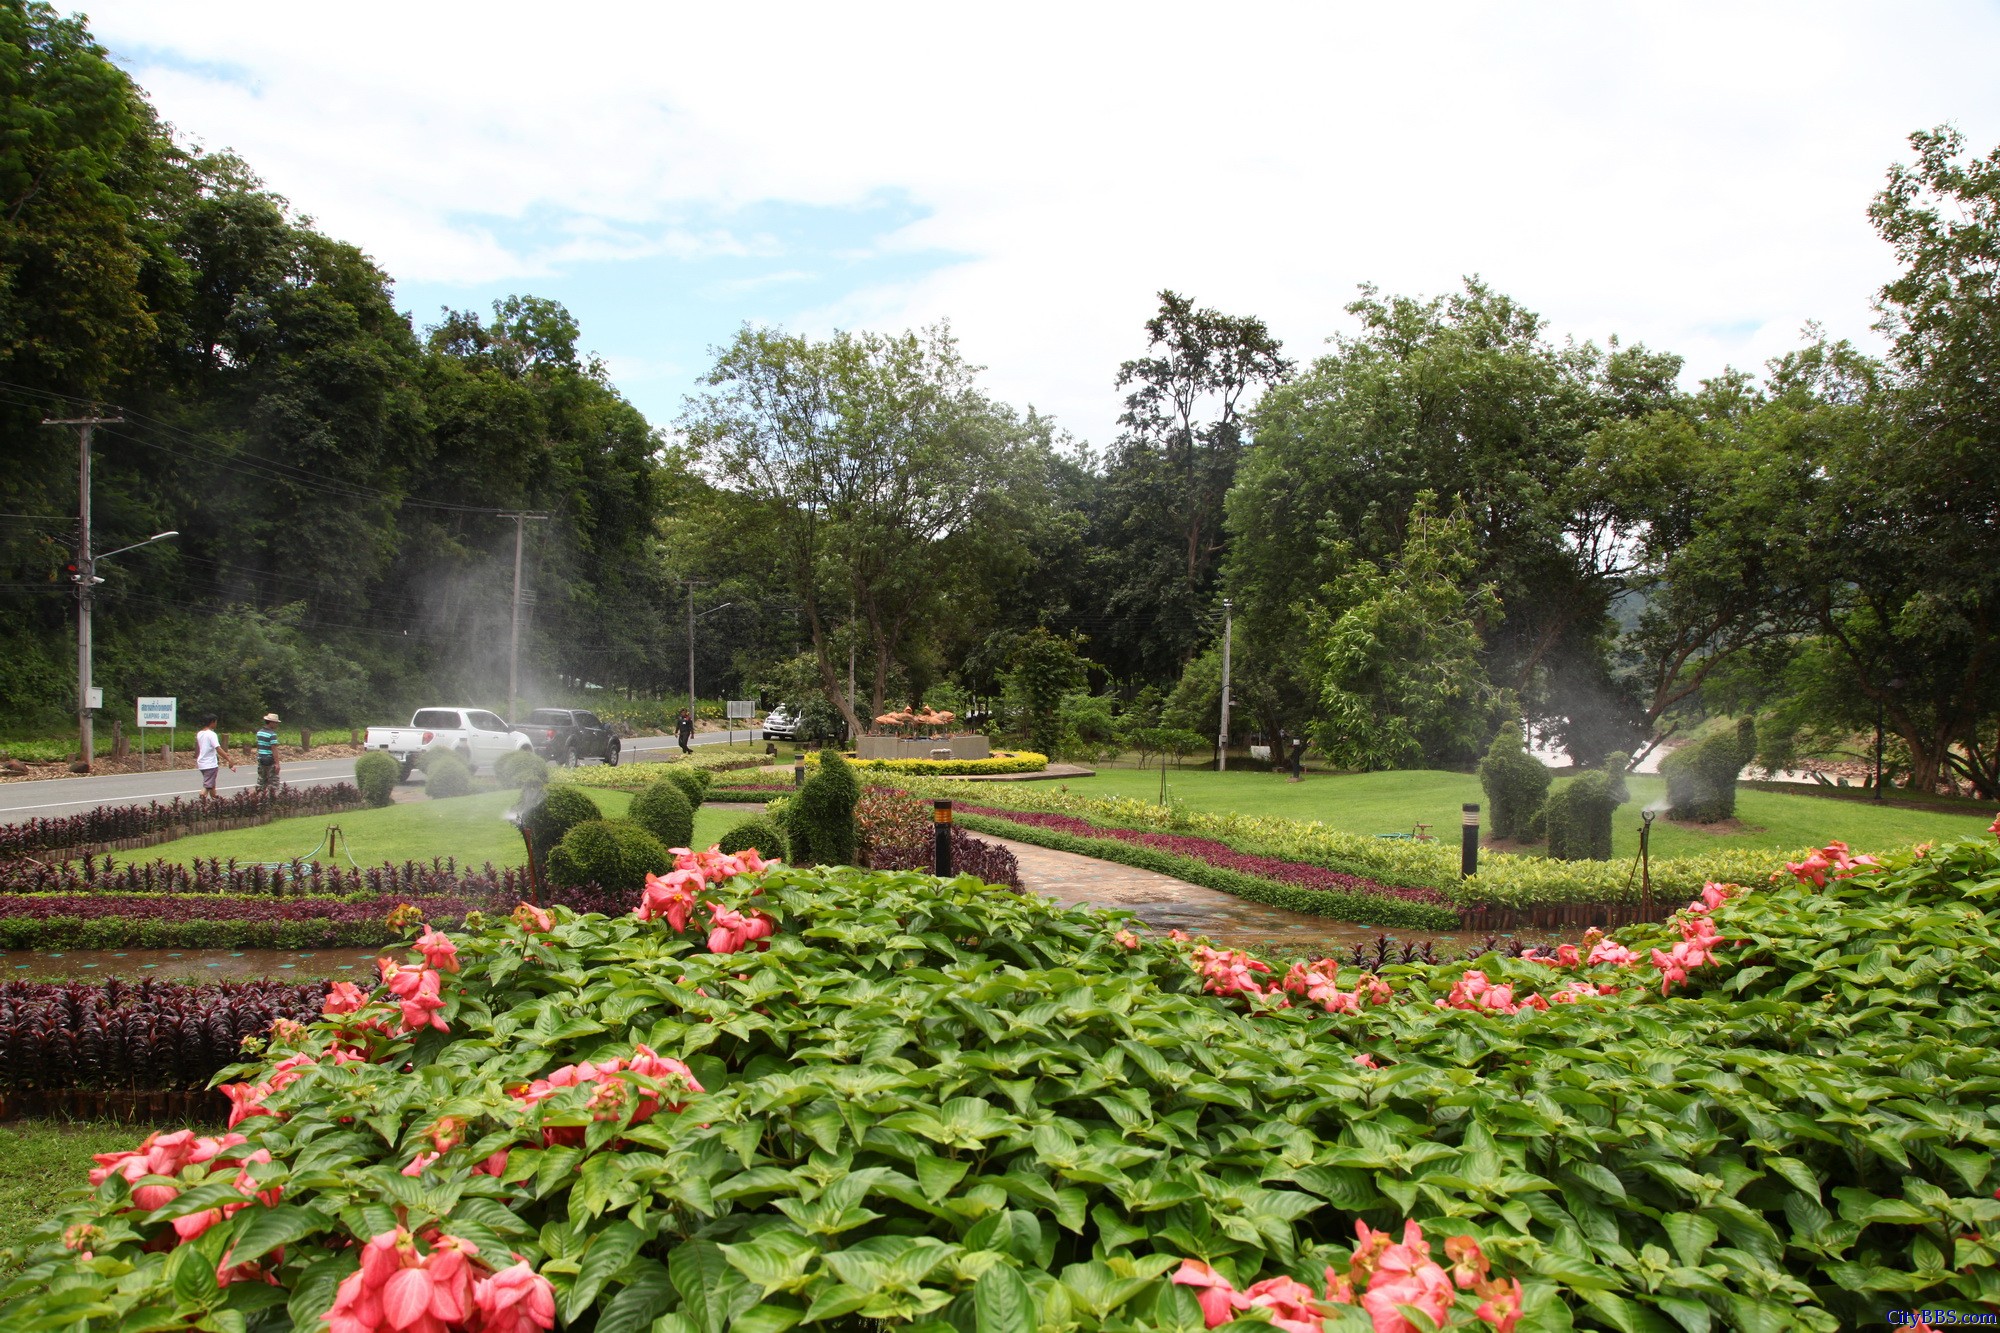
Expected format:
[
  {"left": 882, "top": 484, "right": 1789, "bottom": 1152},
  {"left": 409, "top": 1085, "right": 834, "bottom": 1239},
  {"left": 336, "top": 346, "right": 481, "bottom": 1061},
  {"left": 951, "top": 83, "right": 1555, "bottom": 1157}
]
[
  {"left": 0, "top": 916, "right": 410, "bottom": 951},
  {"left": 953, "top": 813, "right": 1461, "bottom": 931}
]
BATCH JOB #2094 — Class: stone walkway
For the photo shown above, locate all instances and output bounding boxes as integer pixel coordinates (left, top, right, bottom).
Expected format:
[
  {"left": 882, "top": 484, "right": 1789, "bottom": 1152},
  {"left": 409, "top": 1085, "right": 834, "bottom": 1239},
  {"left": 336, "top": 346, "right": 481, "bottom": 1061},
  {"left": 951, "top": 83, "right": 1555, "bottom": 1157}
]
[{"left": 985, "top": 835, "right": 1502, "bottom": 954}]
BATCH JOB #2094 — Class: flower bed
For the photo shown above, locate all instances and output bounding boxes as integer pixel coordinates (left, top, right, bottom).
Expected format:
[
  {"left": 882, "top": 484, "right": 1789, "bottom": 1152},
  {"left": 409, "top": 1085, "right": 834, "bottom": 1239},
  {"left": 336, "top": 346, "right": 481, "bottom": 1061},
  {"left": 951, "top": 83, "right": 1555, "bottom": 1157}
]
[
  {"left": 890, "top": 774, "right": 1801, "bottom": 907},
  {"left": 0, "top": 978, "right": 328, "bottom": 1092},
  {"left": 813, "top": 748, "right": 1050, "bottom": 776},
  {"left": 957, "top": 806, "right": 1462, "bottom": 930},
  {"left": 0, "top": 784, "right": 364, "bottom": 862},
  {"left": 555, "top": 751, "right": 770, "bottom": 790},
  {"left": 0, "top": 854, "right": 536, "bottom": 898},
  {"left": 9, "top": 830, "right": 2000, "bottom": 1328},
  {"left": 0, "top": 893, "right": 480, "bottom": 950}
]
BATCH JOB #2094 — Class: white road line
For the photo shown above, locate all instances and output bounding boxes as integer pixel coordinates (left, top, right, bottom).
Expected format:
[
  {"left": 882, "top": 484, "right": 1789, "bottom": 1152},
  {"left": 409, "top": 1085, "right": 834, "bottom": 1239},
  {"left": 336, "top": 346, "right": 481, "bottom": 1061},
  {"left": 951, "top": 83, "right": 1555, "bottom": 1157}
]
[{"left": 1, "top": 773, "right": 346, "bottom": 813}]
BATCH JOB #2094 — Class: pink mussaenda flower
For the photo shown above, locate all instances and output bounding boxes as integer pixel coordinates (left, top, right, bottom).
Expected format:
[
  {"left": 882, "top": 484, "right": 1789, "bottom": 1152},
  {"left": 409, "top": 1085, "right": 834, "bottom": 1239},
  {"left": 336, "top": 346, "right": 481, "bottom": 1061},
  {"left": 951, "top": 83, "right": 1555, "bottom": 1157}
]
[
  {"left": 1114, "top": 929, "right": 1140, "bottom": 949},
  {"left": 472, "top": 1260, "right": 558, "bottom": 1333},
  {"left": 1172, "top": 1259, "right": 1249, "bottom": 1328},
  {"left": 1240, "top": 1275, "right": 1326, "bottom": 1333},
  {"left": 323, "top": 981, "right": 368, "bottom": 1016},
  {"left": 511, "top": 902, "right": 553, "bottom": 933},
  {"left": 413, "top": 928, "right": 460, "bottom": 974},
  {"left": 1585, "top": 938, "right": 1638, "bottom": 967},
  {"left": 705, "top": 904, "right": 777, "bottom": 955},
  {"left": 401, "top": 1151, "right": 440, "bottom": 1178}
]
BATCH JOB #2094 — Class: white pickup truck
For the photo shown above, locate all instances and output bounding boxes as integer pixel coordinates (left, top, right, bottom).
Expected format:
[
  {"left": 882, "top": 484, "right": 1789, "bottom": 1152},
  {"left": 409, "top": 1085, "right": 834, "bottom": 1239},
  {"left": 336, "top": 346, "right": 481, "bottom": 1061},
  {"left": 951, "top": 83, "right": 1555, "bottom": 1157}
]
[{"left": 363, "top": 707, "right": 532, "bottom": 779}]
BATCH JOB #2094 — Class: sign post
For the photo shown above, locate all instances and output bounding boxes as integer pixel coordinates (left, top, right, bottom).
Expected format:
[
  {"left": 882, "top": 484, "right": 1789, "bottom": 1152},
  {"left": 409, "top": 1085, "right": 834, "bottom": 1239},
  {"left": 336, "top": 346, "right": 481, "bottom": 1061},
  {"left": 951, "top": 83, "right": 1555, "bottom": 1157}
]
[
  {"left": 726, "top": 700, "right": 756, "bottom": 747},
  {"left": 136, "top": 697, "right": 176, "bottom": 773}
]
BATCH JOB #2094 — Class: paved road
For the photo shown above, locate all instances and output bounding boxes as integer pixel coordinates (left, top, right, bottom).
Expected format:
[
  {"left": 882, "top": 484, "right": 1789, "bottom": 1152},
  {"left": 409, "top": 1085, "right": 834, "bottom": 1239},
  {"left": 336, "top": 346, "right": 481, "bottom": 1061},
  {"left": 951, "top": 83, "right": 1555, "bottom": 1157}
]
[{"left": 0, "top": 729, "right": 765, "bottom": 824}]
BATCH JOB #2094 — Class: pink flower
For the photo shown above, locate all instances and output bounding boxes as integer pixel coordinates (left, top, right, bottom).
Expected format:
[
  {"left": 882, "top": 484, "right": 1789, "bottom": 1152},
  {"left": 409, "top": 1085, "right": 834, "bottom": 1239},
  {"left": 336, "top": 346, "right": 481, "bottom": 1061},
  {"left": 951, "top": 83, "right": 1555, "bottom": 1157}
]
[
  {"left": 1585, "top": 938, "right": 1638, "bottom": 967},
  {"left": 1114, "top": 929, "right": 1140, "bottom": 949},
  {"left": 1172, "top": 1259, "right": 1248, "bottom": 1328},
  {"left": 511, "top": 902, "right": 553, "bottom": 933},
  {"left": 401, "top": 1151, "right": 439, "bottom": 1177},
  {"left": 323, "top": 982, "right": 368, "bottom": 1016},
  {"left": 705, "top": 904, "right": 776, "bottom": 955},
  {"left": 381, "top": 960, "right": 449, "bottom": 1034},
  {"left": 325, "top": 1229, "right": 481, "bottom": 1333},
  {"left": 1356, "top": 1221, "right": 1454, "bottom": 1333},
  {"left": 472, "top": 1150, "right": 510, "bottom": 1178},
  {"left": 637, "top": 868, "right": 703, "bottom": 930},
  {"left": 1475, "top": 1277, "right": 1525, "bottom": 1331},
  {"left": 1354, "top": 1053, "right": 1379, "bottom": 1069},
  {"left": 413, "top": 928, "right": 460, "bottom": 974},
  {"left": 1241, "top": 1275, "right": 1325, "bottom": 1333},
  {"left": 472, "top": 1261, "right": 558, "bottom": 1333},
  {"left": 1990, "top": 813, "right": 2000, "bottom": 835}
]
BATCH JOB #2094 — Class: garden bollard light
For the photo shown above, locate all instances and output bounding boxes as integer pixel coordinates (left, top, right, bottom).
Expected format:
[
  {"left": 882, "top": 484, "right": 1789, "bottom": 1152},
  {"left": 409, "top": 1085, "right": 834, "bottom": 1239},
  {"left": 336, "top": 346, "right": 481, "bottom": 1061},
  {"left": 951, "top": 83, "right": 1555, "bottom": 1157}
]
[
  {"left": 934, "top": 800, "right": 954, "bottom": 877},
  {"left": 1461, "top": 803, "right": 1479, "bottom": 878},
  {"left": 794, "top": 762, "right": 805, "bottom": 787}
]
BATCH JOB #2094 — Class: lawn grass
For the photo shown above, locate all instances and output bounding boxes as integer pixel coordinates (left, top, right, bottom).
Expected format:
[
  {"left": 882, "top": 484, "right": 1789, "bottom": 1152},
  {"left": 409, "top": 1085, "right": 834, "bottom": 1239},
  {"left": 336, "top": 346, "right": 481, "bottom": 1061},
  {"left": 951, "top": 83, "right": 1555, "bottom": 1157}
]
[
  {"left": 0, "top": 1119, "right": 136, "bottom": 1267},
  {"left": 1031, "top": 767, "right": 1994, "bottom": 859},
  {"left": 135, "top": 790, "right": 748, "bottom": 869}
]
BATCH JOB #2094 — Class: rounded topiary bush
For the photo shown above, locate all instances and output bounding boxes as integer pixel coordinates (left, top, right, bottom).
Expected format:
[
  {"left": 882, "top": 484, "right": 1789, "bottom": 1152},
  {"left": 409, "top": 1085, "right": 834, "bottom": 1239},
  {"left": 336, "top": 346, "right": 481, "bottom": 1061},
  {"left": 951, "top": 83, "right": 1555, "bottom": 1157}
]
[
  {"left": 1662, "top": 718, "right": 1757, "bottom": 822},
  {"left": 421, "top": 748, "right": 472, "bottom": 799},
  {"left": 524, "top": 784, "right": 600, "bottom": 867},
  {"left": 544, "top": 818, "right": 670, "bottom": 894},
  {"left": 718, "top": 816, "right": 786, "bottom": 860},
  {"left": 494, "top": 749, "right": 549, "bottom": 788},
  {"left": 353, "top": 751, "right": 399, "bottom": 808},
  {"left": 662, "top": 764, "right": 710, "bottom": 809},
  {"left": 629, "top": 777, "right": 695, "bottom": 849}
]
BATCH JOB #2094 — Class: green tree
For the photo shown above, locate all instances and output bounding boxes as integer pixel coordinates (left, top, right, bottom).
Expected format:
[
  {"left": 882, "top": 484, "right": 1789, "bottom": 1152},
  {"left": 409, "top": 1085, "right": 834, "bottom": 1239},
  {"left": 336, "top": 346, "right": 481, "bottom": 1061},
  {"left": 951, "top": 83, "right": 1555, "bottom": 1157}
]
[
  {"left": 1307, "top": 496, "right": 1507, "bottom": 770},
  {"left": 1002, "top": 628, "right": 1090, "bottom": 757}
]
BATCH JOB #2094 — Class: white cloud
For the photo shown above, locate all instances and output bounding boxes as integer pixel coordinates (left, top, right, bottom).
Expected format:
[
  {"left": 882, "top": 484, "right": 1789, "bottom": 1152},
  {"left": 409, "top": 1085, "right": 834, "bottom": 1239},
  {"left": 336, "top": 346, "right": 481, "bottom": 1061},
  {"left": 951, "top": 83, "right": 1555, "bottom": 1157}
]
[{"left": 87, "top": 0, "right": 2000, "bottom": 442}]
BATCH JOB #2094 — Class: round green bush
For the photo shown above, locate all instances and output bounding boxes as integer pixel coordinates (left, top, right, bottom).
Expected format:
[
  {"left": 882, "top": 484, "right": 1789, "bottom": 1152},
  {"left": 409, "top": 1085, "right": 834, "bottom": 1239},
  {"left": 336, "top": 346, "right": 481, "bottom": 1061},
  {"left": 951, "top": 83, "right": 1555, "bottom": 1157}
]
[
  {"left": 524, "top": 784, "right": 600, "bottom": 866},
  {"left": 421, "top": 748, "right": 472, "bottom": 799},
  {"left": 717, "top": 816, "right": 786, "bottom": 860},
  {"left": 493, "top": 748, "right": 549, "bottom": 788},
  {"left": 629, "top": 777, "right": 694, "bottom": 849},
  {"left": 353, "top": 752, "right": 399, "bottom": 808},
  {"left": 544, "top": 818, "right": 670, "bottom": 893},
  {"left": 662, "top": 764, "right": 710, "bottom": 809}
]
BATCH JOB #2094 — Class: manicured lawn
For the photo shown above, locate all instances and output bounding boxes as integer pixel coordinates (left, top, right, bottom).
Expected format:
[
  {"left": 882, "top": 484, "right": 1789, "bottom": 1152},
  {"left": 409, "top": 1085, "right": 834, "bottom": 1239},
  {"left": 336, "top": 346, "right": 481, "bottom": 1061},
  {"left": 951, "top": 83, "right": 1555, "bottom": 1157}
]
[
  {"left": 1039, "top": 767, "right": 1994, "bottom": 859},
  {"left": 0, "top": 1119, "right": 136, "bottom": 1268},
  {"left": 140, "top": 790, "right": 748, "bottom": 869}
]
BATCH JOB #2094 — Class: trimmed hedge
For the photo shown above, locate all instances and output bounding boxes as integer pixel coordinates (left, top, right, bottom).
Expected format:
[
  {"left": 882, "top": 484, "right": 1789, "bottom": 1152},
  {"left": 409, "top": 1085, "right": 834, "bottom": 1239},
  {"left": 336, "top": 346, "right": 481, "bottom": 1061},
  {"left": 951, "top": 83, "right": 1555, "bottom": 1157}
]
[
  {"left": 717, "top": 816, "right": 787, "bottom": 860},
  {"left": 784, "top": 749, "right": 859, "bottom": 867},
  {"left": 353, "top": 752, "right": 399, "bottom": 807},
  {"left": 1541, "top": 753, "right": 1629, "bottom": 861},
  {"left": 955, "top": 812, "right": 1460, "bottom": 930},
  {"left": 1661, "top": 717, "right": 1757, "bottom": 822},
  {"left": 661, "top": 764, "right": 710, "bottom": 809},
  {"left": 522, "top": 785, "right": 600, "bottom": 869},
  {"left": 493, "top": 749, "right": 550, "bottom": 788},
  {"left": 420, "top": 748, "right": 472, "bottom": 799},
  {"left": 629, "top": 777, "right": 695, "bottom": 849},
  {"left": 545, "top": 819, "right": 670, "bottom": 895},
  {"left": 1477, "top": 723, "right": 1549, "bottom": 841},
  {"left": 813, "top": 749, "right": 1049, "bottom": 776}
]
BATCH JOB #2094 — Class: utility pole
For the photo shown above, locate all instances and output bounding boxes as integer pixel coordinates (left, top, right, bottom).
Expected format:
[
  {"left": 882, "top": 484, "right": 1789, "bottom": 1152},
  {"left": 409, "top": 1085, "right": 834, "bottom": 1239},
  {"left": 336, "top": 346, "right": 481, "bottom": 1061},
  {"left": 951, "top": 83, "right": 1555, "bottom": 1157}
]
[
  {"left": 685, "top": 579, "right": 707, "bottom": 716},
  {"left": 1217, "top": 597, "right": 1233, "bottom": 773},
  {"left": 498, "top": 513, "right": 547, "bottom": 723},
  {"left": 44, "top": 414, "right": 122, "bottom": 769}
]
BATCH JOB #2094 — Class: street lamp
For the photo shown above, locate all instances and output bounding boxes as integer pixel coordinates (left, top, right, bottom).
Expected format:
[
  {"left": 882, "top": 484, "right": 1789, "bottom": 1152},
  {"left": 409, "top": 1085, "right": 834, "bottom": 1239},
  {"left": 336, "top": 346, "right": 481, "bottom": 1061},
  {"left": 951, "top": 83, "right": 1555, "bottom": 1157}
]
[
  {"left": 1873, "top": 677, "right": 1905, "bottom": 801},
  {"left": 75, "top": 530, "right": 179, "bottom": 768}
]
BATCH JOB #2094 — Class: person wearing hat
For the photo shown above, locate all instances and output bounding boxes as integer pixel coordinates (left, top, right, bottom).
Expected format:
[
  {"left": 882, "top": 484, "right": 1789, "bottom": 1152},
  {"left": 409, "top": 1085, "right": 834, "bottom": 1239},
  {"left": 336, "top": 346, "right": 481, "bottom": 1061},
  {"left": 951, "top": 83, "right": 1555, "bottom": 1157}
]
[{"left": 254, "top": 712, "right": 282, "bottom": 791}]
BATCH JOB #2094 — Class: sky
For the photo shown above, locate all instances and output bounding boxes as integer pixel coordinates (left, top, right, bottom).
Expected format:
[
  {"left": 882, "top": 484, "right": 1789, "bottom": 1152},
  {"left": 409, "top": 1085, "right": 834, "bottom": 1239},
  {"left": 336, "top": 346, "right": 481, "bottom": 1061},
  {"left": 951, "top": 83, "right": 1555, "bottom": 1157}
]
[{"left": 82, "top": 1, "right": 2000, "bottom": 447}]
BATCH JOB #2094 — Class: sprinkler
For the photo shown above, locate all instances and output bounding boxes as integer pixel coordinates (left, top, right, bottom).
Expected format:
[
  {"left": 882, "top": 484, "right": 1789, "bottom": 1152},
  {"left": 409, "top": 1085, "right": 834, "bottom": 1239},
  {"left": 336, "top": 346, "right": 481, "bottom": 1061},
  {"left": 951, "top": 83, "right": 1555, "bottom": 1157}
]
[
  {"left": 506, "top": 780, "right": 548, "bottom": 909},
  {"left": 1639, "top": 809, "right": 1656, "bottom": 922}
]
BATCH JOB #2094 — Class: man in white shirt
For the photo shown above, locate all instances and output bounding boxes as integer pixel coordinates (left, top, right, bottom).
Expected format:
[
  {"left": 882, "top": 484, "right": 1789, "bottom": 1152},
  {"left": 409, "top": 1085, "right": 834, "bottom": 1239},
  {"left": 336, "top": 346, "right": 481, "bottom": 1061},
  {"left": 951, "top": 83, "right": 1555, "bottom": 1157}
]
[{"left": 195, "top": 714, "right": 235, "bottom": 800}]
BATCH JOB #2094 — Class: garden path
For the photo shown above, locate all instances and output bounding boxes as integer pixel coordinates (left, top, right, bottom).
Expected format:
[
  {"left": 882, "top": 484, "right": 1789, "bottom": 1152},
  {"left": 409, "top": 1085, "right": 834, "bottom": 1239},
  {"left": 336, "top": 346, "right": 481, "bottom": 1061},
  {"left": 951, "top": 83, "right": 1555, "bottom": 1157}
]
[{"left": 983, "top": 835, "right": 1506, "bottom": 954}]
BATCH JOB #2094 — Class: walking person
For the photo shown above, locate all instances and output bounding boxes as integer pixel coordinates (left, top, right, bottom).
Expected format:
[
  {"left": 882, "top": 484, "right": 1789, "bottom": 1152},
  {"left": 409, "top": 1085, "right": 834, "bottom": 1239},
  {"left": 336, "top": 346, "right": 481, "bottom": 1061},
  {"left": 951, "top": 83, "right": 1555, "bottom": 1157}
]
[
  {"left": 675, "top": 708, "right": 695, "bottom": 755},
  {"left": 195, "top": 713, "right": 235, "bottom": 801},
  {"left": 254, "top": 712, "right": 282, "bottom": 791}
]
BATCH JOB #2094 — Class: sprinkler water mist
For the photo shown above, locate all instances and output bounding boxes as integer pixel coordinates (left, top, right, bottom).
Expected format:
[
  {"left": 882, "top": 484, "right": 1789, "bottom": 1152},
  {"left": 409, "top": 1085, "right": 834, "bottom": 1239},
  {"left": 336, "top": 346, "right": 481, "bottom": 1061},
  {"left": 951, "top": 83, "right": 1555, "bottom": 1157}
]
[{"left": 506, "top": 780, "right": 548, "bottom": 908}]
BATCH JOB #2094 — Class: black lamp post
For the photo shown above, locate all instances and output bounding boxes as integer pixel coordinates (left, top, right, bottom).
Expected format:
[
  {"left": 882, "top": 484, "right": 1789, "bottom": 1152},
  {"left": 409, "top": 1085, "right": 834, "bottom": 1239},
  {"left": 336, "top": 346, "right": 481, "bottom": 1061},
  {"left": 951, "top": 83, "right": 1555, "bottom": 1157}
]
[{"left": 1874, "top": 677, "right": 1906, "bottom": 801}]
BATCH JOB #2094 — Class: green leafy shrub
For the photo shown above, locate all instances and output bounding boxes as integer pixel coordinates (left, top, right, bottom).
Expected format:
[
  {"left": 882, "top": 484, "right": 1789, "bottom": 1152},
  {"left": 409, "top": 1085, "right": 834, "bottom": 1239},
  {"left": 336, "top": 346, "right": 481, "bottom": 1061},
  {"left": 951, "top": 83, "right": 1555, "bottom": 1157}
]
[
  {"left": 629, "top": 776, "right": 695, "bottom": 849},
  {"left": 493, "top": 748, "right": 549, "bottom": 788},
  {"left": 1477, "top": 722, "right": 1550, "bottom": 841},
  {"left": 834, "top": 750, "right": 1048, "bottom": 776},
  {"left": 660, "top": 764, "right": 710, "bottom": 809},
  {"left": 353, "top": 751, "right": 399, "bottom": 807},
  {"left": 1661, "top": 717, "right": 1757, "bottom": 822},
  {"left": 783, "top": 748, "right": 859, "bottom": 866},
  {"left": 717, "top": 815, "right": 786, "bottom": 859},
  {"left": 420, "top": 747, "right": 472, "bottom": 799},
  {"left": 24, "top": 832, "right": 2000, "bottom": 1330},
  {"left": 523, "top": 784, "right": 600, "bottom": 868},
  {"left": 1540, "top": 752, "right": 1629, "bottom": 860},
  {"left": 543, "top": 818, "right": 670, "bottom": 893}
]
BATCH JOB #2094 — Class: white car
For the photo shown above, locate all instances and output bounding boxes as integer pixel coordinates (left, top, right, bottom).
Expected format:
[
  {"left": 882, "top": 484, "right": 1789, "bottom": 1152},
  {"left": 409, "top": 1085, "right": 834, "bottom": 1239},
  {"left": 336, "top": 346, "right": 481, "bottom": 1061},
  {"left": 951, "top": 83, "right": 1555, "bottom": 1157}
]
[
  {"left": 761, "top": 705, "right": 800, "bottom": 740},
  {"left": 363, "top": 707, "right": 532, "bottom": 779}
]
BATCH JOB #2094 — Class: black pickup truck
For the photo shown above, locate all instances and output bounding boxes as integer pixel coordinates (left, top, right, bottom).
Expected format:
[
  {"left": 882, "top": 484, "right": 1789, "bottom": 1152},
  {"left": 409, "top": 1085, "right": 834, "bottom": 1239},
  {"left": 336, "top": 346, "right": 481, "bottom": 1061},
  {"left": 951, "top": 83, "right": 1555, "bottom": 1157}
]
[{"left": 512, "top": 708, "right": 621, "bottom": 766}]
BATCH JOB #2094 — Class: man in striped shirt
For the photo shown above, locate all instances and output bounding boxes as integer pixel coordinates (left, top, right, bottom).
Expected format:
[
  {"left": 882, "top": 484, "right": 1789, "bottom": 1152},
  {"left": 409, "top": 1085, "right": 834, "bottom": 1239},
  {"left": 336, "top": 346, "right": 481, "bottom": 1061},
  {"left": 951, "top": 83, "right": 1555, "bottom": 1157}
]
[{"left": 255, "top": 712, "right": 281, "bottom": 791}]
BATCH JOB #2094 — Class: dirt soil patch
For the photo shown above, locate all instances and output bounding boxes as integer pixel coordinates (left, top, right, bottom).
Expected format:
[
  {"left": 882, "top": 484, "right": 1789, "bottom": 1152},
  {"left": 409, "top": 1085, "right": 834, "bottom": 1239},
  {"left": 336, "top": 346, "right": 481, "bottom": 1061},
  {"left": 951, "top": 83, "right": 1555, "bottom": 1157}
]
[{"left": 1664, "top": 816, "right": 1764, "bottom": 836}]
